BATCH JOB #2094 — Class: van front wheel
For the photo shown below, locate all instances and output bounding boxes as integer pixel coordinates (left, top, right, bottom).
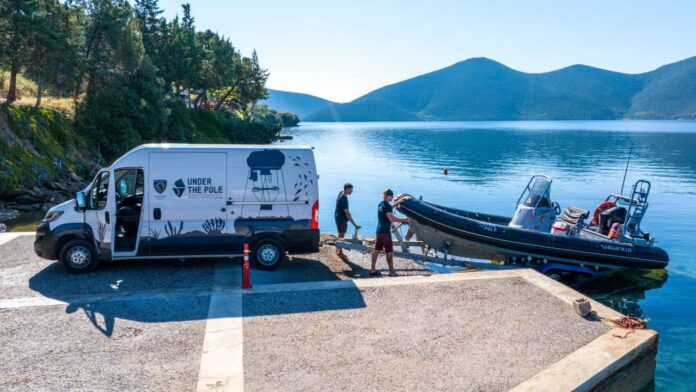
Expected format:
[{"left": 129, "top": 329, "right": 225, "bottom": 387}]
[
  {"left": 60, "top": 239, "right": 99, "bottom": 274},
  {"left": 251, "top": 239, "right": 286, "bottom": 271}
]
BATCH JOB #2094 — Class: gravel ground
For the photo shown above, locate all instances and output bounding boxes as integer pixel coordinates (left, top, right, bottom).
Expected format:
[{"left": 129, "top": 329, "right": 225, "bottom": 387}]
[
  {"left": 0, "top": 296, "right": 209, "bottom": 391},
  {"left": 243, "top": 277, "right": 609, "bottom": 392}
]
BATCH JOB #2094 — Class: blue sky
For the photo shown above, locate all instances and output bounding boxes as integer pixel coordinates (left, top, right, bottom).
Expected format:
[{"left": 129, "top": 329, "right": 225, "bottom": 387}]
[{"left": 158, "top": 0, "right": 696, "bottom": 102}]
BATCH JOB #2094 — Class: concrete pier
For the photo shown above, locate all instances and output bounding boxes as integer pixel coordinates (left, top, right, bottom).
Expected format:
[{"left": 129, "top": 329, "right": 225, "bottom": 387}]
[{"left": 0, "top": 233, "right": 657, "bottom": 391}]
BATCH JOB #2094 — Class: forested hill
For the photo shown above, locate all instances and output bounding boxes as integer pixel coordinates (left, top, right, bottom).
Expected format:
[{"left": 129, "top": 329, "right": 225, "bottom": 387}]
[
  {"left": 0, "top": 0, "right": 296, "bottom": 205},
  {"left": 306, "top": 57, "right": 696, "bottom": 121},
  {"left": 261, "top": 89, "right": 335, "bottom": 119}
]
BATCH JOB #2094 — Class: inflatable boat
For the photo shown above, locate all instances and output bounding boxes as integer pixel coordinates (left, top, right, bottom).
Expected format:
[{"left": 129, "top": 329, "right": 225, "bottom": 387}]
[{"left": 396, "top": 176, "right": 668, "bottom": 271}]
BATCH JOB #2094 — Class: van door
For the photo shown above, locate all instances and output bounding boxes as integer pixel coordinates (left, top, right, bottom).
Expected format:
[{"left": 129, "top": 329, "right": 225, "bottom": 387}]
[
  {"left": 112, "top": 168, "right": 145, "bottom": 257},
  {"left": 148, "top": 152, "right": 230, "bottom": 256},
  {"left": 225, "top": 163, "right": 248, "bottom": 253},
  {"left": 85, "top": 170, "right": 114, "bottom": 258}
]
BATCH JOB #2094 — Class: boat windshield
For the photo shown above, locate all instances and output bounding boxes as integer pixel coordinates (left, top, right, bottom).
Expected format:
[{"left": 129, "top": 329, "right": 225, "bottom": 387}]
[{"left": 522, "top": 176, "right": 552, "bottom": 208}]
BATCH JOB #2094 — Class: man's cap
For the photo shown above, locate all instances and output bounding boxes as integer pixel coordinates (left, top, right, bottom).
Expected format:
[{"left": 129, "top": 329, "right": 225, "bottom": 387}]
[{"left": 383, "top": 188, "right": 394, "bottom": 197}]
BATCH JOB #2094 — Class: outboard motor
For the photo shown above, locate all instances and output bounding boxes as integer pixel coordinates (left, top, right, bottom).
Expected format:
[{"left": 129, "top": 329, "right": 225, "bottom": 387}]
[{"left": 509, "top": 176, "right": 557, "bottom": 232}]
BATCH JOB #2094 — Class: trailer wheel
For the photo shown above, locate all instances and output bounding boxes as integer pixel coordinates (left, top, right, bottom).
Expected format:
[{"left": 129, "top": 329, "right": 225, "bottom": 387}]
[
  {"left": 544, "top": 269, "right": 562, "bottom": 281},
  {"left": 60, "top": 239, "right": 99, "bottom": 274},
  {"left": 251, "top": 239, "right": 286, "bottom": 270}
]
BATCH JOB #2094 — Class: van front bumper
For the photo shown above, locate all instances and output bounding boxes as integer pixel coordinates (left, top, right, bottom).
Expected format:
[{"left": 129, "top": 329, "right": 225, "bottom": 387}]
[{"left": 34, "top": 222, "right": 56, "bottom": 260}]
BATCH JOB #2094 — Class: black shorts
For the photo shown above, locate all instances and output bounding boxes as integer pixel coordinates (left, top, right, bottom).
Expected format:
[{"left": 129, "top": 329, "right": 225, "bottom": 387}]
[
  {"left": 374, "top": 233, "right": 393, "bottom": 253},
  {"left": 335, "top": 219, "right": 348, "bottom": 234}
]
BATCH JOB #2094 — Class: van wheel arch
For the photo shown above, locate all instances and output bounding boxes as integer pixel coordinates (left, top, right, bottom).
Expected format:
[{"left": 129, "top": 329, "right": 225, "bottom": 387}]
[{"left": 54, "top": 233, "right": 95, "bottom": 260}]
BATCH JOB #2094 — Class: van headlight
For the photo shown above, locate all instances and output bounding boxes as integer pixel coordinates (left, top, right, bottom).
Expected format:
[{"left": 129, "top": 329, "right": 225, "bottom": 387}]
[{"left": 42, "top": 210, "right": 64, "bottom": 223}]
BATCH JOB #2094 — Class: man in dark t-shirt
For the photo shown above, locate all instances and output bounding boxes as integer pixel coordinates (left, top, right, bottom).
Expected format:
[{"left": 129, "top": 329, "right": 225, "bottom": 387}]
[
  {"left": 371, "top": 189, "right": 409, "bottom": 277},
  {"left": 335, "top": 183, "right": 359, "bottom": 260}
]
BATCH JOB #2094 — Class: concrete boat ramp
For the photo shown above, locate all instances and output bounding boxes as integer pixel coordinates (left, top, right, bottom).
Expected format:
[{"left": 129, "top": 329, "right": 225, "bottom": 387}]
[{"left": 0, "top": 233, "right": 657, "bottom": 391}]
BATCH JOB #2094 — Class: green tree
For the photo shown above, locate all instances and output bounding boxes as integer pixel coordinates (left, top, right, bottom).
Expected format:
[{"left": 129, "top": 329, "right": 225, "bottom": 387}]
[
  {"left": 134, "top": 0, "right": 163, "bottom": 70},
  {"left": 213, "top": 49, "right": 269, "bottom": 110},
  {"left": 24, "top": 0, "right": 83, "bottom": 108},
  {"left": 192, "top": 30, "right": 237, "bottom": 108},
  {"left": 76, "top": 0, "right": 171, "bottom": 159},
  {"left": 0, "top": 0, "right": 39, "bottom": 103}
]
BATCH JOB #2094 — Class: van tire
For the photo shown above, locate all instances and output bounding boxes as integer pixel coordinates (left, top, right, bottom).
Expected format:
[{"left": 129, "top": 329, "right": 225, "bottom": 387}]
[
  {"left": 60, "top": 239, "right": 99, "bottom": 274},
  {"left": 251, "top": 239, "right": 286, "bottom": 270}
]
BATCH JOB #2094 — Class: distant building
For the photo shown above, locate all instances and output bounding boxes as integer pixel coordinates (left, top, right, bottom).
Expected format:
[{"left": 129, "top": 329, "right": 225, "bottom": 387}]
[{"left": 178, "top": 89, "right": 193, "bottom": 108}]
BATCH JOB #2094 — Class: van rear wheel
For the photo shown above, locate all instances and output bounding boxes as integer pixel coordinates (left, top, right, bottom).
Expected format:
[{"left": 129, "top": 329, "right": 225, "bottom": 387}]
[
  {"left": 251, "top": 239, "right": 286, "bottom": 271},
  {"left": 60, "top": 239, "right": 99, "bottom": 274}
]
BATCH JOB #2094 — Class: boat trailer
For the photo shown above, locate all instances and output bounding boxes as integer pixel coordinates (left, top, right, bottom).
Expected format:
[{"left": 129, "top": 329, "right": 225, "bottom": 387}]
[
  {"left": 332, "top": 223, "right": 598, "bottom": 279},
  {"left": 332, "top": 223, "right": 518, "bottom": 274}
]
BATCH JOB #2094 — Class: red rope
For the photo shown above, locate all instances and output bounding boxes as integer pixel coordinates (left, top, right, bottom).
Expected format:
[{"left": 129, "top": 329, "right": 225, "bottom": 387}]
[{"left": 611, "top": 314, "right": 647, "bottom": 339}]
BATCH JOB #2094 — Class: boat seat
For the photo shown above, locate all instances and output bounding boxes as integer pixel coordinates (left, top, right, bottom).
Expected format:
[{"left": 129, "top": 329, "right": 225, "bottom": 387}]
[{"left": 559, "top": 207, "right": 589, "bottom": 225}]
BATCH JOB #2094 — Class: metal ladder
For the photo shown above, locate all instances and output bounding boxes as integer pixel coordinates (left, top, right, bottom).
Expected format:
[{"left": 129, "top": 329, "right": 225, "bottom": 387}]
[{"left": 622, "top": 180, "right": 650, "bottom": 240}]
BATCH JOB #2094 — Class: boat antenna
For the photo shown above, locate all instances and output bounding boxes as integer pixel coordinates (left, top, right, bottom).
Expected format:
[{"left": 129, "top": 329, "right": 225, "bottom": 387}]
[{"left": 620, "top": 142, "right": 634, "bottom": 195}]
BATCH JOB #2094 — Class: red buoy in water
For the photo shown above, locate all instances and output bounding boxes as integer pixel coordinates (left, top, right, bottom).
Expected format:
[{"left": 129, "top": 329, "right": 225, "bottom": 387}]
[{"left": 444, "top": 168, "right": 449, "bottom": 175}]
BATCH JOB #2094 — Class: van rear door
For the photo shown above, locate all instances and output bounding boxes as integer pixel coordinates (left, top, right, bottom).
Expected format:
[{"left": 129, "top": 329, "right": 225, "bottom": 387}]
[{"left": 147, "top": 152, "right": 232, "bottom": 256}]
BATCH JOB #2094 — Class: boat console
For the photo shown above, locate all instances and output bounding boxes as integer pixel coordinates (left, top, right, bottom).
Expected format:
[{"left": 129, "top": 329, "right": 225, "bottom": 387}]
[{"left": 509, "top": 176, "right": 558, "bottom": 232}]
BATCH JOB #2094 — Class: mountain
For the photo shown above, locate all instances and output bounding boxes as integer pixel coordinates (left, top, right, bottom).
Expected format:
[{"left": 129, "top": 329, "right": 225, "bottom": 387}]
[
  {"left": 628, "top": 57, "right": 696, "bottom": 119},
  {"left": 304, "top": 57, "right": 696, "bottom": 121},
  {"left": 260, "top": 89, "right": 335, "bottom": 119}
]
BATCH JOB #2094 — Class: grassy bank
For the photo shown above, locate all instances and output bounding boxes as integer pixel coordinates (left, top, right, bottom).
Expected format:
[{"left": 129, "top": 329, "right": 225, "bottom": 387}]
[
  {"left": 0, "top": 105, "right": 93, "bottom": 197},
  {"left": 0, "top": 102, "right": 283, "bottom": 199}
]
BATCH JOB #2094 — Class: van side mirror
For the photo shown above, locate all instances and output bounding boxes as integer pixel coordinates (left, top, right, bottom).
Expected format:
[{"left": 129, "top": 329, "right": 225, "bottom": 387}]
[{"left": 75, "top": 191, "right": 87, "bottom": 211}]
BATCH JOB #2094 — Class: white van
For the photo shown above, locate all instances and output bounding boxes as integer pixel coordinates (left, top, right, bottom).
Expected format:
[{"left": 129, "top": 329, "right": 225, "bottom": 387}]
[{"left": 34, "top": 144, "right": 320, "bottom": 273}]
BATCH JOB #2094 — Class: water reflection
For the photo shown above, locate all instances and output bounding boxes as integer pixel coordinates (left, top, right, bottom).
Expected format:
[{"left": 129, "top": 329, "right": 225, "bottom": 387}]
[
  {"left": 574, "top": 269, "right": 669, "bottom": 318},
  {"left": 357, "top": 127, "right": 696, "bottom": 183}
]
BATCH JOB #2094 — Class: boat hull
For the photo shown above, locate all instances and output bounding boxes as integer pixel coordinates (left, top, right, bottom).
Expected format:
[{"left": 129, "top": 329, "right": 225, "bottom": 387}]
[{"left": 398, "top": 199, "right": 669, "bottom": 270}]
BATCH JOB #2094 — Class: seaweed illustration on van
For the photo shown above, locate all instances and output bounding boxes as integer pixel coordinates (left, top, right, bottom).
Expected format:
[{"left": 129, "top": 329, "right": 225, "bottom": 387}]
[
  {"left": 148, "top": 228, "right": 160, "bottom": 239},
  {"left": 290, "top": 155, "right": 314, "bottom": 202},
  {"left": 202, "top": 218, "right": 225, "bottom": 234},
  {"left": 246, "top": 149, "right": 286, "bottom": 211},
  {"left": 164, "top": 220, "right": 184, "bottom": 236},
  {"left": 97, "top": 223, "right": 107, "bottom": 243}
]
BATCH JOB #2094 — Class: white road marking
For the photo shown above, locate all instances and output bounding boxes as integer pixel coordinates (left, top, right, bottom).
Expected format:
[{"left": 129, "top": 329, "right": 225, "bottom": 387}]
[
  {"left": 0, "top": 287, "right": 224, "bottom": 310},
  {"left": 196, "top": 263, "right": 245, "bottom": 392},
  {"left": 0, "top": 232, "right": 34, "bottom": 246},
  {"left": 0, "top": 296, "right": 66, "bottom": 309},
  {"left": 0, "top": 269, "right": 521, "bottom": 311}
]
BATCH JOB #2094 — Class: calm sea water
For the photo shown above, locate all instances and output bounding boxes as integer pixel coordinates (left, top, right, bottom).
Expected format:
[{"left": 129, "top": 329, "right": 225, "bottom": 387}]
[{"left": 280, "top": 121, "right": 696, "bottom": 391}]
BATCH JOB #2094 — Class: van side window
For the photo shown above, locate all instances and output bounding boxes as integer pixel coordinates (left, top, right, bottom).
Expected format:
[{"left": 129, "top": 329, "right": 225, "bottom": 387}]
[
  {"left": 114, "top": 168, "right": 144, "bottom": 201},
  {"left": 88, "top": 172, "right": 110, "bottom": 210}
]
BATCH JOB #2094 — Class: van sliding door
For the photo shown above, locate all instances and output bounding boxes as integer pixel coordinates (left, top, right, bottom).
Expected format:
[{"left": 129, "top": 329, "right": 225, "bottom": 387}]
[{"left": 147, "top": 152, "right": 230, "bottom": 256}]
